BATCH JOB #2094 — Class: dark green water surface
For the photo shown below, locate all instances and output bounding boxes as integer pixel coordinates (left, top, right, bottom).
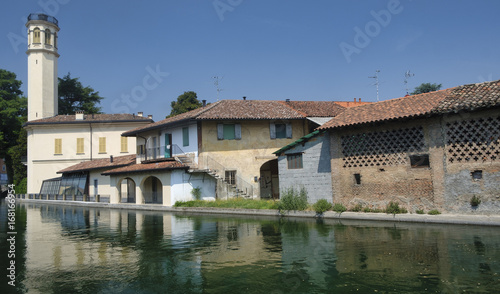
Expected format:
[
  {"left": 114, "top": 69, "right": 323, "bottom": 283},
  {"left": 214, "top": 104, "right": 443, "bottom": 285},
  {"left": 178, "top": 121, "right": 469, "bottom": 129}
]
[{"left": 1, "top": 201, "right": 499, "bottom": 293}]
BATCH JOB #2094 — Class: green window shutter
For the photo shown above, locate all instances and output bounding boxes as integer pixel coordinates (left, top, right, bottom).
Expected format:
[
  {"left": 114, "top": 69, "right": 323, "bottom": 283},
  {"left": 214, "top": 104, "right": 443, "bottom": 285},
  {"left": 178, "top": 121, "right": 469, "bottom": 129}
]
[
  {"left": 183, "top": 127, "right": 189, "bottom": 146},
  {"left": 223, "top": 124, "right": 235, "bottom": 140},
  {"left": 235, "top": 124, "right": 241, "bottom": 140},
  {"left": 217, "top": 124, "right": 224, "bottom": 140}
]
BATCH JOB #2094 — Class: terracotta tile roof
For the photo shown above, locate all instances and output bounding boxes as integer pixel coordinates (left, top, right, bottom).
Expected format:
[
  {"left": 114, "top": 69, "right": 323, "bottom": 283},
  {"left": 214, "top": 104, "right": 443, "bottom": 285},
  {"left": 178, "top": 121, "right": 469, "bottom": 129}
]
[
  {"left": 123, "top": 99, "right": 348, "bottom": 136},
  {"left": 319, "top": 80, "right": 500, "bottom": 130},
  {"left": 24, "top": 113, "right": 153, "bottom": 126},
  {"left": 279, "top": 101, "right": 346, "bottom": 117},
  {"left": 334, "top": 101, "right": 372, "bottom": 108},
  {"left": 102, "top": 160, "right": 188, "bottom": 175},
  {"left": 431, "top": 80, "right": 500, "bottom": 113},
  {"left": 57, "top": 154, "right": 136, "bottom": 174}
]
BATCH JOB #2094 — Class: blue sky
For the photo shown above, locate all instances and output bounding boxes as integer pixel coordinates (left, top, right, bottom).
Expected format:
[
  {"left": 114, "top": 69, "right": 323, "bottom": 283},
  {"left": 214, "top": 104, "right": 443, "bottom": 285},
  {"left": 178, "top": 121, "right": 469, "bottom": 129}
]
[{"left": 2, "top": 0, "right": 499, "bottom": 120}]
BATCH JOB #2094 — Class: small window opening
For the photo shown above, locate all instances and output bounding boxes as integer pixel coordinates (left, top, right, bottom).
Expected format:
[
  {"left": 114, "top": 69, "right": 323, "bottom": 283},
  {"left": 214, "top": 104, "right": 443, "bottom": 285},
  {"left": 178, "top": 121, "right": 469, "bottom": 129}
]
[
  {"left": 410, "top": 154, "right": 430, "bottom": 168},
  {"left": 354, "top": 173, "right": 361, "bottom": 185},
  {"left": 225, "top": 170, "right": 236, "bottom": 185},
  {"left": 471, "top": 170, "right": 483, "bottom": 181}
]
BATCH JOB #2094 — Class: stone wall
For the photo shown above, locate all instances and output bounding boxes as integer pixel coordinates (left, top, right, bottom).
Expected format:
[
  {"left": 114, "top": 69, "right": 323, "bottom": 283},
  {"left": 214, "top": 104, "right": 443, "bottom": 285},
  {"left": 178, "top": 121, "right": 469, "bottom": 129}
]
[{"left": 278, "top": 132, "right": 333, "bottom": 203}]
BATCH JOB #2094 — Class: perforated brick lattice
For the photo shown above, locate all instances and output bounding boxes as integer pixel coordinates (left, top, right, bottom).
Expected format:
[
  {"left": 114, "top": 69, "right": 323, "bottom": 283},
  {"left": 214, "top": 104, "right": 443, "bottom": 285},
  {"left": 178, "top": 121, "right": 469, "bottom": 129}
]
[
  {"left": 341, "top": 127, "right": 425, "bottom": 168},
  {"left": 446, "top": 116, "right": 500, "bottom": 163}
]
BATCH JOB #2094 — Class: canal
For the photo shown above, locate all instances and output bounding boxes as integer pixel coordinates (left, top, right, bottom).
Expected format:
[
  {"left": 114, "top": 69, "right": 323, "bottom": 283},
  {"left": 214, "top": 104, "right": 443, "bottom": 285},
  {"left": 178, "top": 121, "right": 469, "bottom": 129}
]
[{"left": 1, "top": 200, "right": 500, "bottom": 293}]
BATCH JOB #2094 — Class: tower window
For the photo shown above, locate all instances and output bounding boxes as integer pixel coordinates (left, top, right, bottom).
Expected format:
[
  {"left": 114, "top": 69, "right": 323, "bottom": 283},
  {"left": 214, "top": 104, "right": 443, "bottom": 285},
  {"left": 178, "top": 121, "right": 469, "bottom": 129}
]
[
  {"left": 33, "top": 27, "right": 41, "bottom": 43},
  {"left": 54, "top": 32, "right": 57, "bottom": 48},
  {"left": 45, "top": 29, "right": 51, "bottom": 45}
]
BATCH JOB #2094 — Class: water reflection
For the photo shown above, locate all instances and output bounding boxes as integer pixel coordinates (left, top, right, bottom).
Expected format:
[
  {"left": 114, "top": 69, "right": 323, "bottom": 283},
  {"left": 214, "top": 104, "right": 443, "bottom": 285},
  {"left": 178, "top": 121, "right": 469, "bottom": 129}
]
[{"left": 1, "top": 201, "right": 499, "bottom": 293}]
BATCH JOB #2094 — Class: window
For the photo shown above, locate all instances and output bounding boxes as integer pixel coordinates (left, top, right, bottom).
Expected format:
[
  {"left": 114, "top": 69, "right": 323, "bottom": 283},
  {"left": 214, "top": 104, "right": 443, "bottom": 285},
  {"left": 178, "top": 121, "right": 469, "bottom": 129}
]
[
  {"left": 471, "top": 170, "right": 483, "bottom": 181},
  {"left": 225, "top": 170, "right": 236, "bottom": 185},
  {"left": 409, "top": 154, "right": 430, "bottom": 168},
  {"left": 76, "top": 138, "right": 84, "bottom": 154},
  {"left": 54, "top": 32, "right": 57, "bottom": 48},
  {"left": 99, "top": 137, "right": 106, "bottom": 153},
  {"left": 270, "top": 122, "right": 292, "bottom": 139},
  {"left": 33, "top": 27, "right": 40, "bottom": 43},
  {"left": 183, "top": 127, "right": 189, "bottom": 146},
  {"left": 45, "top": 29, "right": 51, "bottom": 45},
  {"left": 287, "top": 153, "right": 303, "bottom": 169},
  {"left": 354, "top": 173, "right": 361, "bottom": 185},
  {"left": 54, "top": 138, "right": 62, "bottom": 154},
  {"left": 2, "top": 165, "right": 5, "bottom": 172},
  {"left": 121, "top": 137, "right": 128, "bottom": 153},
  {"left": 217, "top": 124, "right": 241, "bottom": 140}
]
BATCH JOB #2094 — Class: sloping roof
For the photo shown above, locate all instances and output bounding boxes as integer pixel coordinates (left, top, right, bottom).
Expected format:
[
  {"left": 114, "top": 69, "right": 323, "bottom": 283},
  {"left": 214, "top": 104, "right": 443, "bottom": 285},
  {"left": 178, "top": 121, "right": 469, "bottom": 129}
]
[
  {"left": 102, "top": 160, "right": 188, "bottom": 175},
  {"left": 273, "top": 130, "right": 324, "bottom": 155},
  {"left": 123, "top": 99, "right": 347, "bottom": 136},
  {"left": 24, "top": 113, "right": 153, "bottom": 126},
  {"left": 57, "top": 154, "right": 136, "bottom": 174},
  {"left": 319, "top": 80, "right": 500, "bottom": 130}
]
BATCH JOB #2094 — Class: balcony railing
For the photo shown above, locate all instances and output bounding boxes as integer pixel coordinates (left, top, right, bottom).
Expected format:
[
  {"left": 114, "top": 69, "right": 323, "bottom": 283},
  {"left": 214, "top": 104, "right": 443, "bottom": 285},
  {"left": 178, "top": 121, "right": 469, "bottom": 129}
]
[{"left": 28, "top": 13, "right": 59, "bottom": 26}]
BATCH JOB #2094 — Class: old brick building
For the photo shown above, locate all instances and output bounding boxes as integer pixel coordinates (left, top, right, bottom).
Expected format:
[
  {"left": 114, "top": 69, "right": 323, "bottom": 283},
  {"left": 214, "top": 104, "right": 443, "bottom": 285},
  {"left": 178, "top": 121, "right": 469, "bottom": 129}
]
[{"left": 319, "top": 80, "right": 500, "bottom": 214}]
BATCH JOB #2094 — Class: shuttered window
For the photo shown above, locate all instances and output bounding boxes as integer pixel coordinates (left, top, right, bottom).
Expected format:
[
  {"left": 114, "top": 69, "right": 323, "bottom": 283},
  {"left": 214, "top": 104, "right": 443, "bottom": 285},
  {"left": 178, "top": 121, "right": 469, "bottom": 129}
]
[
  {"left": 183, "top": 127, "right": 189, "bottom": 146},
  {"left": 54, "top": 138, "right": 62, "bottom": 155},
  {"left": 99, "top": 137, "right": 106, "bottom": 153},
  {"left": 76, "top": 138, "right": 84, "bottom": 154},
  {"left": 270, "top": 123, "right": 292, "bottom": 139},
  {"left": 217, "top": 123, "right": 241, "bottom": 140},
  {"left": 287, "top": 153, "right": 303, "bottom": 169},
  {"left": 121, "top": 137, "right": 128, "bottom": 153}
]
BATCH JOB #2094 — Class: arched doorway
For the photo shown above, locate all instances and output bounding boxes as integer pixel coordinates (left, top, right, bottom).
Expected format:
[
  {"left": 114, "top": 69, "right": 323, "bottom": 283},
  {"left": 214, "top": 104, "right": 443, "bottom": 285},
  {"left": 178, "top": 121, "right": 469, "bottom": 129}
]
[
  {"left": 260, "top": 159, "right": 279, "bottom": 199},
  {"left": 118, "top": 177, "right": 136, "bottom": 203},
  {"left": 142, "top": 176, "right": 163, "bottom": 204}
]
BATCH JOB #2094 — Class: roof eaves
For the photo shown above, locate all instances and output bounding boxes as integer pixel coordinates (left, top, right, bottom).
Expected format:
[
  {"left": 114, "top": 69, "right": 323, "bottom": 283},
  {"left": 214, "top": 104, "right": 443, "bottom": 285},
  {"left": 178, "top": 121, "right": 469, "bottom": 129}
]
[{"left": 273, "top": 130, "right": 322, "bottom": 154}]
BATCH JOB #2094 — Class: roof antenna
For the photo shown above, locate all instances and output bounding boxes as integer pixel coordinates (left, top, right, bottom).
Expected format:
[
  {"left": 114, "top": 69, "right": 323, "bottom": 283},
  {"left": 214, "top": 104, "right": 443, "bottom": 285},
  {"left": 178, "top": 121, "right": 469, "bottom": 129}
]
[
  {"left": 404, "top": 70, "right": 415, "bottom": 95},
  {"left": 369, "top": 70, "right": 380, "bottom": 101},
  {"left": 212, "top": 76, "right": 224, "bottom": 101}
]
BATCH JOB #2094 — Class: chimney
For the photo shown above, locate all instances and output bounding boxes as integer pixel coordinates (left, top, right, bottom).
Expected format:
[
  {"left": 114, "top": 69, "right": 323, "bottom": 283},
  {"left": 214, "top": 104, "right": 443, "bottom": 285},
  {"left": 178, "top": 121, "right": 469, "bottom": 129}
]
[
  {"left": 353, "top": 98, "right": 356, "bottom": 102},
  {"left": 148, "top": 114, "right": 153, "bottom": 119},
  {"left": 285, "top": 98, "right": 290, "bottom": 103},
  {"left": 110, "top": 155, "right": 113, "bottom": 163},
  {"left": 137, "top": 112, "right": 143, "bottom": 117},
  {"left": 75, "top": 110, "right": 84, "bottom": 120},
  {"left": 358, "top": 98, "right": 361, "bottom": 102},
  {"left": 202, "top": 100, "right": 207, "bottom": 107},
  {"left": 243, "top": 96, "right": 247, "bottom": 101}
]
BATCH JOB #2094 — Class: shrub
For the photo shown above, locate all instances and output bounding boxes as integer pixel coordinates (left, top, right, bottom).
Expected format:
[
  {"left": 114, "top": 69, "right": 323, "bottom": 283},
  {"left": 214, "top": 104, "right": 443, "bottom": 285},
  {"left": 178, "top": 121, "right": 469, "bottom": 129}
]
[
  {"left": 277, "top": 187, "right": 309, "bottom": 214},
  {"left": 313, "top": 199, "right": 332, "bottom": 215},
  {"left": 416, "top": 209, "right": 425, "bottom": 214},
  {"left": 470, "top": 195, "right": 481, "bottom": 207},
  {"left": 351, "top": 203, "right": 363, "bottom": 212},
  {"left": 191, "top": 187, "right": 202, "bottom": 200},
  {"left": 385, "top": 201, "right": 407, "bottom": 215},
  {"left": 332, "top": 203, "right": 347, "bottom": 214},
  {"left": 428, "top": 209, "right": 441, "bottom": 215}
]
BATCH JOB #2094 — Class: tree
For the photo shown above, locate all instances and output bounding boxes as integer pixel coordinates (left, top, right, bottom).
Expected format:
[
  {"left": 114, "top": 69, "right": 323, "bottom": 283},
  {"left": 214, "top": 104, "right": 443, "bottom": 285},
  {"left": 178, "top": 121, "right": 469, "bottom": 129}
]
[
  {"left": 411, "top": 83, "right": 442, "bottom": 95},
  {"left": 167, "top": 91, "right": 203, "bottom": 118},
  {"left": 0, "top": 69, "right": 27, "bottom": 185},
  {"left": 58, "top": 73, "right": 104, "bottom": 115}
]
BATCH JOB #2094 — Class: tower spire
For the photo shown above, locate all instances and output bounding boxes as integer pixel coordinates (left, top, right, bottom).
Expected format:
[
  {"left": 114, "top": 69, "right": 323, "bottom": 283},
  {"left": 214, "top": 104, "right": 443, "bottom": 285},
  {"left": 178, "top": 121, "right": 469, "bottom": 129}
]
[{"left": 26, "top": 13, "right": 60, "bottom": 121}]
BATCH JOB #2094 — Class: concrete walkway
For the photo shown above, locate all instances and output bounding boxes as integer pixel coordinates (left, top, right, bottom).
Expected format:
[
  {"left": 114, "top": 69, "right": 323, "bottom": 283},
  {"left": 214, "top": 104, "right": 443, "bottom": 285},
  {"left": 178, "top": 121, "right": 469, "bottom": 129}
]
[{"left": 16, "top": 199, "right": 500, "bottom": 227}]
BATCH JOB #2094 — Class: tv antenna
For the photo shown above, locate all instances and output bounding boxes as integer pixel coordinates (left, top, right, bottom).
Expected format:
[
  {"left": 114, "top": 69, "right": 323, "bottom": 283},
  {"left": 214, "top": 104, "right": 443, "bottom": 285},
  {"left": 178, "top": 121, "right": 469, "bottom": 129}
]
[
  {"left": 369, "top": 70, "right": 380, "bottom": 101},
  {"left": 212, "top": 76, "right": 224, "bottom": 101},
  {"left": 404, "top": 70, "right": 415, "bottom": 95}
]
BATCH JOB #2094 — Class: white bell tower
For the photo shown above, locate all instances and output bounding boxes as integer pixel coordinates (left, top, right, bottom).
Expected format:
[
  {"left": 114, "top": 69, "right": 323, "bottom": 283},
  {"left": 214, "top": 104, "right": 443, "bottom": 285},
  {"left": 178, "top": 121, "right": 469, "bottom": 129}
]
[{"left": 26, "top": 13, "right": 60, "bottom": 121}]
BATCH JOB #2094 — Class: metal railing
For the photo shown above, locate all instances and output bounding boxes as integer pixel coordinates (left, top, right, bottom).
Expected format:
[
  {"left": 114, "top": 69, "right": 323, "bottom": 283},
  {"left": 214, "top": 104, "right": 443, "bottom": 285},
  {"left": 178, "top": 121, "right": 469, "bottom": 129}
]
[
  {"left": 28, "top": 13, "right": 59, "bottom": 26},
  {"left": 16, "top": 194, "right": 110, "bottom": 203}
]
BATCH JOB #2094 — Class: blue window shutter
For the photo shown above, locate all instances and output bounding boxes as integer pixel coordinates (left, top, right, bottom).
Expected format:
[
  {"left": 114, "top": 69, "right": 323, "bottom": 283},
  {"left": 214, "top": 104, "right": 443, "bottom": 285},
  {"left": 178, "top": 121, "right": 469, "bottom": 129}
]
[
  {"left": 270, "top": 123, "right": 276, "bottom": 139},
  {"left": 235, "top": 124, "right": 241, "bottom": 140},
  {"left": 286, "top": 123, "right": 292, "bottom": 138},
  {"left": 217, "top": 124, "right": 224, "bottom": 140}
]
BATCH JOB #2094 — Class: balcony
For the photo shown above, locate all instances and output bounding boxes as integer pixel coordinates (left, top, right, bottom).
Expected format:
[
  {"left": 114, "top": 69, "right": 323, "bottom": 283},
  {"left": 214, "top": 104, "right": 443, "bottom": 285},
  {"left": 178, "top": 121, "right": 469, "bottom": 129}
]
[{"left": 28, "top": 13, "right": 59, "bottom": 26}]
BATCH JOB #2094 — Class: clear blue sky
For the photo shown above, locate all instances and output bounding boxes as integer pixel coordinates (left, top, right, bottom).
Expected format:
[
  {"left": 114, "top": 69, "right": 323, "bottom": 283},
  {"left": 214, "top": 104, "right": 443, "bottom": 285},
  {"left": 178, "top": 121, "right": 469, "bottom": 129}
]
[{"left": 2, "top": 0, "right": 499, "bottom": 120}]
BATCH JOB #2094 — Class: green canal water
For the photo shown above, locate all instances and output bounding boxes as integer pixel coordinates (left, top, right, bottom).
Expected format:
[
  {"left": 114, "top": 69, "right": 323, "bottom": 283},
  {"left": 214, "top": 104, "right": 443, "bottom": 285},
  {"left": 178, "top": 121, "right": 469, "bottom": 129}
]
[{"left": 1, "top": 201, "right": 500, "bottom": 293}]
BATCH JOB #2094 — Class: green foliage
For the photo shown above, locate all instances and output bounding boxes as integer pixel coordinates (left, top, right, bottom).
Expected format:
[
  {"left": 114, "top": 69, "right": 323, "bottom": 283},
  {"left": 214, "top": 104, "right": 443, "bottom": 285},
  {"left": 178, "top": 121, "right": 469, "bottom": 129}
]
[
  {"left": 14, "top": 178, "right": 27, "bottom": 194},
  {"left": 470, "top": 195, "right": 481, "bottom": 207},
  {"left": 385, "top": 201, "right": 408, "bottom": 215},
  {"left": 167, "top": 91, "right": 202, "bottom": 118},
  {"left": 351, "top": 203, "right": 363, "bottom": 212},
  {"left": 277, "top": 187, "right": 309, "bottom": 214},
  {"left": 416, "top": 209, "right": 425, "bottom": 214},
  {"left": 0, "top": 69, "right": 26, "bottom": 184},
  {"left": 428, "top": 209, "right": 441, "bottom": 215},
  {"left": 191, "top": 187, "right": 202, "bottom": 200},
  {"left": 313, "top": 199, "right": 332, "bottom": 215},
  {"left": 362, "top": 207, "right": 384, "bottom": 213},
  {"left": 58, "top": 73, "right": 103, "bottom": 115},
  {"left": 174, "top": 198, "right": 278, "bottom": 209},
  {"left": 332, "top": 203, "right": 347, "bottom": 214},
  {"left": 411, "top": 82, "right": 442, "bottom": 95}
]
